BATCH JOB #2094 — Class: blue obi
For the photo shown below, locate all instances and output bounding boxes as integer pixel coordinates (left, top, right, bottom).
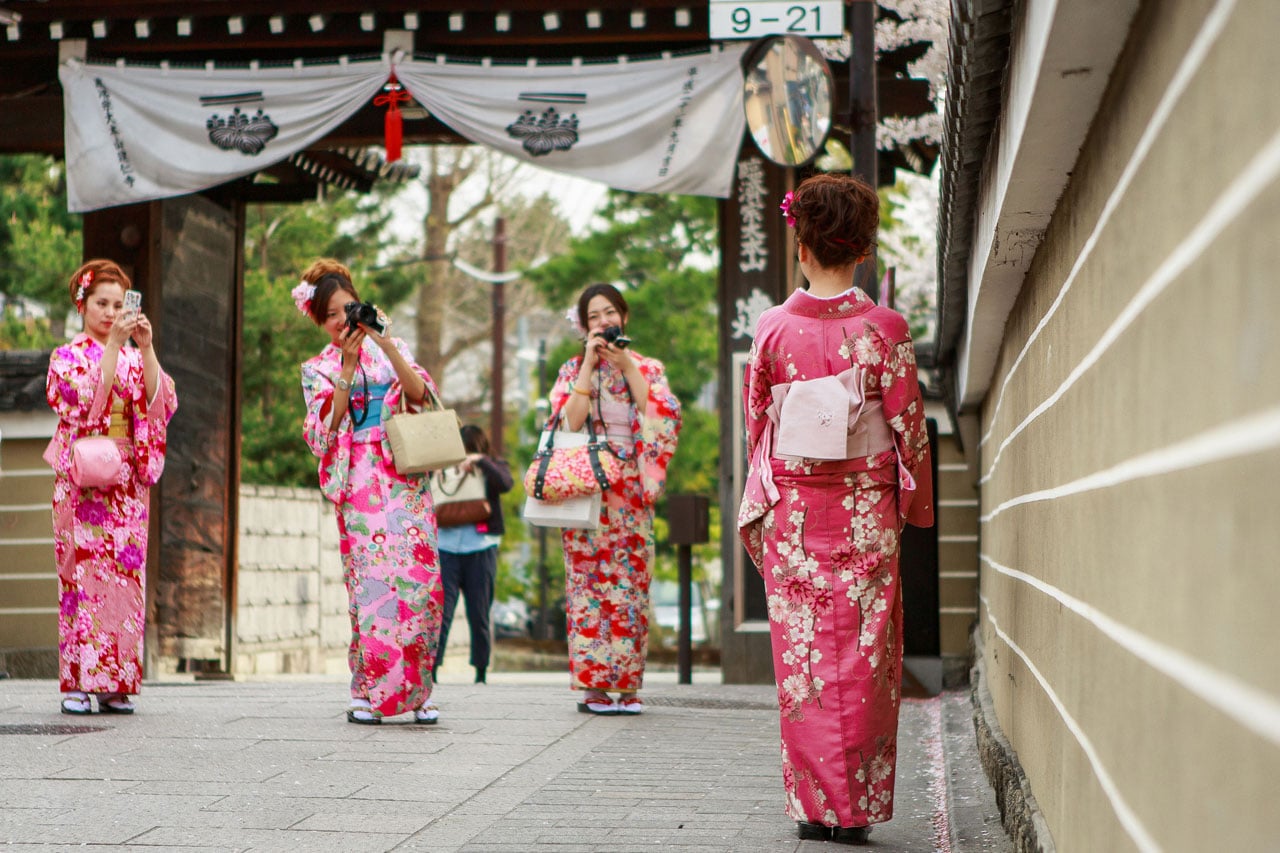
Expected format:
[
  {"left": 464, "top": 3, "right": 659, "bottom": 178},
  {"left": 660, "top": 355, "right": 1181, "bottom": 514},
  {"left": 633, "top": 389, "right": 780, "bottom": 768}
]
[{"left": 351, "top": 382, "right": 391, "bottom": 435}]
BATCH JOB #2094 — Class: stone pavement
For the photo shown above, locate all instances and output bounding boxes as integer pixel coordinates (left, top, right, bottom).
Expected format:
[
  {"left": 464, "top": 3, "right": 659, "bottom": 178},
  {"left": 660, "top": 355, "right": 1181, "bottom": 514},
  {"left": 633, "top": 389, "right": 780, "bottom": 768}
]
[{"left": 0, "top": 671, "right": 1012, "bottom": 852}]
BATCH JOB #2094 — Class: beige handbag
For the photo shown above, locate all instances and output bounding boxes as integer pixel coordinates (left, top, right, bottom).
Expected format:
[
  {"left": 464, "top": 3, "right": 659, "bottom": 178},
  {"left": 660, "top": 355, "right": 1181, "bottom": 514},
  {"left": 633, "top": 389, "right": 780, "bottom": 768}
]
[{"left": 383, "top": 387, "right": 467, "bottom": 475}]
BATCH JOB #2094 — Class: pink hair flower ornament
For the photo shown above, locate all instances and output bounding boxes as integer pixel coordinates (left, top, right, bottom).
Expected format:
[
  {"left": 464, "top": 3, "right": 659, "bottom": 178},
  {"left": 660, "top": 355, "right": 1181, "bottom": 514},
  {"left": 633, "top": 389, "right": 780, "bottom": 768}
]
[
  {"left": 74, "top": 270, "right": 93, "bottom": 307},
  {"left": 291, "top": 280, "right": 316, "bottom": 318},
  {"left": 564, "top": 304, "right": 586, "bottom": 339},
  {"left": 779, "top": 191, "right": 796, "bottom": 228}
]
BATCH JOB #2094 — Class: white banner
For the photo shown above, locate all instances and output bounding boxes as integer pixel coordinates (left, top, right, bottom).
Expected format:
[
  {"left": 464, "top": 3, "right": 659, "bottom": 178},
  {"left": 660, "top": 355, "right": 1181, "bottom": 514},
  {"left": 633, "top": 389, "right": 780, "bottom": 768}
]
[
  {"left": 396, "top": 45, "right": 748, "bottom": 198},
  {"left": 59, "top": 45, "right": 748, "bottom": 213},
  {"left": 60, "top": 56, "right": 391, "bottom": 213}
]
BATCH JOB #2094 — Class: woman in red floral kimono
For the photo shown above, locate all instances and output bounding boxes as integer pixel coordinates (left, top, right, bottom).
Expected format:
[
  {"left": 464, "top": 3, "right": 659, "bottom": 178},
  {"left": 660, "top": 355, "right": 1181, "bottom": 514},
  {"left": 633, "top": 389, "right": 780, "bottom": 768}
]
[
  {"left": 45, "top": 259, "right": 177, "bottom": 716},
  {"left": 738, "top": 175, "right": 933, "bottom": 844},
  {"left": 552, "top": 283, "right": 681, "bottom": 715},
  {"left": 296, "top": 259, "right": 443, "bottom": 725}
]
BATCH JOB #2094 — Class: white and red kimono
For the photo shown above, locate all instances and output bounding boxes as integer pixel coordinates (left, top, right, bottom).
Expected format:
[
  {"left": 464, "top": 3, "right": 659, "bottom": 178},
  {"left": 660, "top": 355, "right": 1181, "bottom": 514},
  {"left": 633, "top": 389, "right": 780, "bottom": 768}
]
[
  {"left": 738, "top": 287, "right": 933, "bottom": 830},
  {"left": 45, "top": 334, "right": 177, "bottom": 697},
  {"left": 551, "top": 352, "right": 681, "bottom": 694}
]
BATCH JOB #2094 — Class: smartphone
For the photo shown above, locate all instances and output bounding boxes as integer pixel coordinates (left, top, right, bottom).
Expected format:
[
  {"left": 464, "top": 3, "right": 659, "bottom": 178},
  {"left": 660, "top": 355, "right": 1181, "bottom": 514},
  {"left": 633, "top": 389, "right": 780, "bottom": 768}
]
[{"left": 123, "top": 289, "right": 142, "bottom": 317}]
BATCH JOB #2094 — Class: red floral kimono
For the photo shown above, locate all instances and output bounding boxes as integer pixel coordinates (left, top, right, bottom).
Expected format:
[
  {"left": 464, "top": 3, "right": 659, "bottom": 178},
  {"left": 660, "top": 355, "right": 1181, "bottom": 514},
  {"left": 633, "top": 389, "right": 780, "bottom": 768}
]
[
  {"left": 738, "top": 287, "right": 933, "bottom": 829},
  {"left": 551, "top": 353, "right": 681, "bottom": 694},
  {"left": 45, "top": 334, "right": 177, "bottom": 696},
  {"left": 301, "top": 337, "right": 442, "bottom": 718}
]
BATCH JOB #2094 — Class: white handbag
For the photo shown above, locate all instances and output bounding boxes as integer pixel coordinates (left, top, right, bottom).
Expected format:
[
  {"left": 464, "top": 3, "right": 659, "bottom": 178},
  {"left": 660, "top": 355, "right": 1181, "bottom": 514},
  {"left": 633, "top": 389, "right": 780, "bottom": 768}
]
[{"left": 522, "top": 490, "right": 602, "bottom": 530}]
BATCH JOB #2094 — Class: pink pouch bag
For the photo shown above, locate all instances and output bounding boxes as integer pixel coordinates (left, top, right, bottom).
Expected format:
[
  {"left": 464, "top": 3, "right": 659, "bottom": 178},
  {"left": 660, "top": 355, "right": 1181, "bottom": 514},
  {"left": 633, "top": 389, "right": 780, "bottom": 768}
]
[{"left": 69, "top": 436, "right": 124, "bottom": 489}]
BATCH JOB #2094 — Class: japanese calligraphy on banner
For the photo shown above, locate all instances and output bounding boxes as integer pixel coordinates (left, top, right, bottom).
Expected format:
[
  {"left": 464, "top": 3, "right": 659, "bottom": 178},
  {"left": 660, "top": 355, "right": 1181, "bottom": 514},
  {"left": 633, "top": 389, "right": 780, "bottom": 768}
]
[{"left": 60, "top": 44, "right": 749, "bottom": 213}]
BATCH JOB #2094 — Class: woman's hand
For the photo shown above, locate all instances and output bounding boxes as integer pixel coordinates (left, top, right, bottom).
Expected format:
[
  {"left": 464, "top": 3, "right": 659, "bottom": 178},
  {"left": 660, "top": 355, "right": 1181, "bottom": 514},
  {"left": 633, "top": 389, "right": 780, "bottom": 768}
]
[
  {"left": 363, "top": 307, "right": 393, "bottom": 352},
  {"left": 338, "top": 325, "right": 365, "bottom": 373},
  {"left": 460, "top": 452, "right": 484, "bottom": 474},
  {"left": 132, "top": 314, "right": 154, "bottom": 350},
  {"left": 107, "top": 312, "right": 139, "bottom": 349},
  {"left": 594, "top": 337, "right": 637, "bottom": 375}
]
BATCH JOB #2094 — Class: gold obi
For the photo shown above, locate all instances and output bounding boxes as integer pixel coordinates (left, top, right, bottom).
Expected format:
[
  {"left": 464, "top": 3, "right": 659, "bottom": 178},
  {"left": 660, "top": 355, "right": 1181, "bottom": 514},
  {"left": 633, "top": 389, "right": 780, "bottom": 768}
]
[{"left": 107, "top": 398, "right": 129, "bottom": 439}]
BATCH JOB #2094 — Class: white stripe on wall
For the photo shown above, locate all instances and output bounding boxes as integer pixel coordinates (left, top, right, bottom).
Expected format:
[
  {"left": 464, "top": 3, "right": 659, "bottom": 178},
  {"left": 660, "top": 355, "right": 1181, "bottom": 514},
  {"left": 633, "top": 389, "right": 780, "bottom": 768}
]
[
  {"left": 981, "top": 595, "right": 1161, "bottom": 852},
  {"left": 982, "top": 404, "right": 1280, "bottom": 523},
  {"left": 0, "top": 607, "right": 57, "bottom": 615},
  {"left": 977, "top": 0, "right": 1238, "bottom": 454},
  {"left": 984, "top": 555, "right": 1280, "bottom": 746},
  {"left": 0, "top": 574, "right": 54, "bottom": 581},
  {"left": 0, "top": 504, "right": 48, "bottom": 512},
  {"left": 981, "top": 125, "right": 1280, "bottom": 486},
  {"left": 0, "top": 539, "right": 55, "bottom": 546}
]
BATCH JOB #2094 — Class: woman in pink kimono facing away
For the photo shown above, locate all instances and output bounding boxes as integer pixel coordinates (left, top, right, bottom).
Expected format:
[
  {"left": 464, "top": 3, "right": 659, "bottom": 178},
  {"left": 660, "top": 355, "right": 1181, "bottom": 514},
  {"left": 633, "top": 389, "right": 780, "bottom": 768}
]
[
  {"left": 738, "top": 175, "right": 934, "bottom": 844},
  {"left": 45, "top": 259, "right": 177, "bottom": 716},
  {"left": 295, "top": 259, "right": 442, "bottom": 725},
  {"left": 552, "top": 283, "right": 681, "bottom": 716}
]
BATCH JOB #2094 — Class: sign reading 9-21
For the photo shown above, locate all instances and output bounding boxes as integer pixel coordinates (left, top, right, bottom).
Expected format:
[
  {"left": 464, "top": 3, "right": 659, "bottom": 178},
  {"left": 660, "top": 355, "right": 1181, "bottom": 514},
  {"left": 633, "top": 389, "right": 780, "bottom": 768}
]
[{"left": 709, "top": 1, "right": 844, "bottom": 40}]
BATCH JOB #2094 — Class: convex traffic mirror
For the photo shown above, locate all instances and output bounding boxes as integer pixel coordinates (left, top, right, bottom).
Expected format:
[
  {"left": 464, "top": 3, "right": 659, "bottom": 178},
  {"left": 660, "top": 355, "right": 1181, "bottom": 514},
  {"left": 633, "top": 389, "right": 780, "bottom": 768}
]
[{"left": 743, "top": 36, "right": 835, "bottom": 166}]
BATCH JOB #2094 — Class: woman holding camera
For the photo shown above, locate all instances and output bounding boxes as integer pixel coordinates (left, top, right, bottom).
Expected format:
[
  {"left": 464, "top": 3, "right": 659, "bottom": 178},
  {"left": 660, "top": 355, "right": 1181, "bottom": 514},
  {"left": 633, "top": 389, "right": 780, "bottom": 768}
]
[
  {"left": 551, "top": 283, "right": 681, "bottom": 715},
  {"left": 45, "top": 259, "right": 177, "bottom": 715},
  {"left": 295, "top": 259, "right": 443, "bottom": 725}
]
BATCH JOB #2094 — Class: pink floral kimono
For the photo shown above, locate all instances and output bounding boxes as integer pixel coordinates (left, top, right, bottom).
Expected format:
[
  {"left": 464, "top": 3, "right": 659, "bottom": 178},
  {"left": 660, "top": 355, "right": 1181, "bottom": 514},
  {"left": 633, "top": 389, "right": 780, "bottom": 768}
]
[
  {"left": 45, "top": 334, "right": 177, "bottom": 696},
  {"left": 738, "top": 287, "right": 933, "bottom": 830},
  {"left": 551, "top": 353, "right": 681, "bottom": 693},
  {"left": 301, "top": 337, "right": 442, "bottom": 718}
]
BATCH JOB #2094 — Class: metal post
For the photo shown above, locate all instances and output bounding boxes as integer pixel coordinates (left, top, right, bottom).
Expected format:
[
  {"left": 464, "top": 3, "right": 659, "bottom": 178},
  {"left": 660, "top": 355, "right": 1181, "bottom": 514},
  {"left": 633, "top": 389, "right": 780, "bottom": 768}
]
[
  {"left": 677, "top": 544, "right": 693, "bottom": 684},
  {"left": 490, "top": 216, "right": 507, "bottom": 455},
  {"left": 849, "top": 0, "right": 880, "bottom": 302},
  {"left": 535, "top": 339, "right": 550, "bottom": 641}
]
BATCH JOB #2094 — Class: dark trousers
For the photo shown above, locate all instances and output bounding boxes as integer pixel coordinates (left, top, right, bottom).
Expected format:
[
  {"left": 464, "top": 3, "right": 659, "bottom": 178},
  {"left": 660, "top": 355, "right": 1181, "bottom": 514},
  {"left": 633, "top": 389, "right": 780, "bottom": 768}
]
[{"left": 438, "top": 546, "right": 498, "bottom": 671}]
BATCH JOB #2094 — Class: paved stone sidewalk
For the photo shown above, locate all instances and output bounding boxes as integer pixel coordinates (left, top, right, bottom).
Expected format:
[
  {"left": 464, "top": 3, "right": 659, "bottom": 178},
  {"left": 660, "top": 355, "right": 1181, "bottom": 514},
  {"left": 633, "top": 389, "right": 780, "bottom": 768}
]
[{"left": 0, "top": 673, "right": 1011, "bottom": 852}]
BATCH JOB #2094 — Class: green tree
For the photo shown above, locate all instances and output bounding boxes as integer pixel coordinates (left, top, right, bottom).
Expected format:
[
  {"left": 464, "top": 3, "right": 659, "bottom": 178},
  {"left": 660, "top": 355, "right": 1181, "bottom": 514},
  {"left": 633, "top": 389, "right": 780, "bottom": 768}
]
[{"left": 0, "top": 155, "right": 81, "bottom": 347}]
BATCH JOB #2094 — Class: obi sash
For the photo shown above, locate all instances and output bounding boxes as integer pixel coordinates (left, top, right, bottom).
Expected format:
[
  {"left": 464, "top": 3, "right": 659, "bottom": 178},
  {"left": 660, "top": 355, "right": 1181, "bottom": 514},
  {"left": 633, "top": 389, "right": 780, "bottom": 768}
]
[
  {"left": 351, "top": 382, "right": 390, "bottom": 439},
  {"left": 107, "top": 397, "right": 129, "bottom": 439},
  {"left": 753, "top": 366, "right": 894, "bottom": 503}
]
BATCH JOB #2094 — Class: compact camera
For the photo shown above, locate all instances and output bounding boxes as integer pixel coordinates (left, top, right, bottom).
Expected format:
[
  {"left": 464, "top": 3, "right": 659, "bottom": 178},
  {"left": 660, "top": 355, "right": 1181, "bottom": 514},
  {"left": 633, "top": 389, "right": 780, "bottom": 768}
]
[
  {"left": 344, "top": 301, "right": 386, "bottom": 336},
  {"left": 597, "top": 324, "right": 631, "bottom": 349}
]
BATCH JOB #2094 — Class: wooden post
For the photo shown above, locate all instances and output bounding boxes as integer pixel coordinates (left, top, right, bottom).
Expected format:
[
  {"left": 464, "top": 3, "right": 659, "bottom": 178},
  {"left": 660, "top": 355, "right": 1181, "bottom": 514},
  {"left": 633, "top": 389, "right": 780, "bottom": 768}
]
[{"left": 490, "top": 217, "right": 507, "bottom": 455}]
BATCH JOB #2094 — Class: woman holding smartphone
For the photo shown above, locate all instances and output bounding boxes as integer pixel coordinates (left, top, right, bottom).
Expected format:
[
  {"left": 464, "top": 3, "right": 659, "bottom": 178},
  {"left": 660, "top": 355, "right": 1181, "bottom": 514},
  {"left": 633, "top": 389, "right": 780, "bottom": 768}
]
[{"left": 44, "top": 259, "right": 177, "bottom": 715}]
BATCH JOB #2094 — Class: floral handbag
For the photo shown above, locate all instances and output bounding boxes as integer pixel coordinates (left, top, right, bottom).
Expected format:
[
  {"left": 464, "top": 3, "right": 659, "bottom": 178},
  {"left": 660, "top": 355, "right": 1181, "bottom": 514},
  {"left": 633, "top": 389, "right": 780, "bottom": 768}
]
[{"left": 522, "top": 400, "right": 621, "bottom": 503}]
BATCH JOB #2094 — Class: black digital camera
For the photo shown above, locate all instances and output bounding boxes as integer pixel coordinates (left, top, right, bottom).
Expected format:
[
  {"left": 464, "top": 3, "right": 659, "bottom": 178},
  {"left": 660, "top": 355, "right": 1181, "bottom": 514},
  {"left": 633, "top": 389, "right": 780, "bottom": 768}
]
[
  {"left": 344, "top": 301, "right": 386, "bottom": 336},
  {"left": 597, "top": 324, "right": 631, "bottom": 349}
]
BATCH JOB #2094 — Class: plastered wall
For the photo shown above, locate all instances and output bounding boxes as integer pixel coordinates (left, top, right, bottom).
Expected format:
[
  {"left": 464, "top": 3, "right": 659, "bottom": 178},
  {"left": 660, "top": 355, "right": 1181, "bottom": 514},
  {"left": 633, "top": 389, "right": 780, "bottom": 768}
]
[{"left": 976, "top": 1, "right": 1280, "bottom": 850}]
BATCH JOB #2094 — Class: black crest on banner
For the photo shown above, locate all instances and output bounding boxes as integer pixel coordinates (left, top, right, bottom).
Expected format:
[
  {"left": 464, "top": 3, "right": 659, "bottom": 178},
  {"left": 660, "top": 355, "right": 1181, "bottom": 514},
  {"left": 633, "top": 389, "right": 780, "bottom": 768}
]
[
  {"left": 506, "top": 98, "right": 581, "bottom": 156},
  {"left": 202, "top": 91, "right": 278, "bottom": 155}
]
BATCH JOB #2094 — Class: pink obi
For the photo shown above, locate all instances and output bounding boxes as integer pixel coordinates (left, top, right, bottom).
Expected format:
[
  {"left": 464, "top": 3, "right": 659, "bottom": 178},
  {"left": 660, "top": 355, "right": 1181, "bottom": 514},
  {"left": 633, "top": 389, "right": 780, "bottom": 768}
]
[
  {"left": 596, "top": 399, "right": 634, "bottom": 449},
  {"left": 753, "top": 366, "right": 894, "bottom": 503}
]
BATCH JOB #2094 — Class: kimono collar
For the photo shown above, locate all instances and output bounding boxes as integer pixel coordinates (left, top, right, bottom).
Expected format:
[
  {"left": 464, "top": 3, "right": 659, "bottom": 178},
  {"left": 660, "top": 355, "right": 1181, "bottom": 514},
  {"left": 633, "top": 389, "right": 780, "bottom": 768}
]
[{"left": 782, "top": 286, "right": 875, "bottom": 320}]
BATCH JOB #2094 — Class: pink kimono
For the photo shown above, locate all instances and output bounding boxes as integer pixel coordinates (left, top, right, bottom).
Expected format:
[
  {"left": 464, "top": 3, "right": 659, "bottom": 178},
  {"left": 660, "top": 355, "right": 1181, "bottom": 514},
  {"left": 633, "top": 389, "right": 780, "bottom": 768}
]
[
  {"left": 301, "top": 337, "right": 442, "bottom": 717},
  {"left": 551, "top": 353, "right": 681, "bottom": 693},
  {"left": 45, "top": 334, "right": 177, "bottom": 696},
  {"left": 738, "top": 287, "right": 933, "bottom": 829}
]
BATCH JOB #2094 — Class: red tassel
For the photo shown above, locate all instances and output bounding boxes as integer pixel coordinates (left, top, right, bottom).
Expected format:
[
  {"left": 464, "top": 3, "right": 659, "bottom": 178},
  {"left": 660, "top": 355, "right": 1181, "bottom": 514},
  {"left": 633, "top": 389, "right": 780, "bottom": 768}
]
[
  {"left": 374, "top": 73, "right": 410, "bottom": 163},
  {"left": 384, "top": 107, "right": 403, "bottom": 163}
]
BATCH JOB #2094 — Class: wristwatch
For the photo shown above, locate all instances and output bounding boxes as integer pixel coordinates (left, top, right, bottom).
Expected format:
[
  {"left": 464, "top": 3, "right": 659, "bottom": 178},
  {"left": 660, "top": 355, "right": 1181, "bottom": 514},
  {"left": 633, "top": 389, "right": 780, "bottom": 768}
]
[{"left": 335, "top": 376, "right": 352, "bottom": 391}]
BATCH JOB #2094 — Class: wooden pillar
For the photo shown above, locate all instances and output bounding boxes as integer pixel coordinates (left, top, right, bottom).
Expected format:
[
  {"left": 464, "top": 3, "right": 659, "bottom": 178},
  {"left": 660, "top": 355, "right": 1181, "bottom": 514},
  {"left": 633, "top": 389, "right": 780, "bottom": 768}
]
[{"left": 717, "top": 149, "right": 792, "bottom": 684}]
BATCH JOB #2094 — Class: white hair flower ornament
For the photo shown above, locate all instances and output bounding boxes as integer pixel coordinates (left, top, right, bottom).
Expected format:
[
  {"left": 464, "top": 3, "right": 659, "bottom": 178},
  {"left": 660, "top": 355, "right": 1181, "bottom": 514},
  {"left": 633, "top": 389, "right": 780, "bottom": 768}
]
[
  {"left": 74, "top": 270, "right": 93, "bottom": 308},
  {"left": 564, "top": 304, "right": 586, "bottom": 339},
  {"left": 291, "top": 280, "right": 316, "bottom": 318}
]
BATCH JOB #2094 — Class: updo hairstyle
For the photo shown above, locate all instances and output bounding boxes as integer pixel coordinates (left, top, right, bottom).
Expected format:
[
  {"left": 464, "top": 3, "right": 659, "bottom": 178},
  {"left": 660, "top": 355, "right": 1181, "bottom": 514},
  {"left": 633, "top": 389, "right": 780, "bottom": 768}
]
[
  {"left": 68, "top": 259, "right": 132, "bottom": 307},
  {"left": 301, "top": 259, "right": 360, "bottom": 326},
  {"left": 790, "top": 173, "right": 880, "bottom": 269}
]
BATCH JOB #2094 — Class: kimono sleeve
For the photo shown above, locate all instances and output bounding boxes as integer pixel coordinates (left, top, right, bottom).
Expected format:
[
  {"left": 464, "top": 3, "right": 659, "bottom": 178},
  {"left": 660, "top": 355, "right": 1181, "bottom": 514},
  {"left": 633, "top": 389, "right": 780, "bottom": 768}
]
[
  {"left": 547, "top": 356, "right": 582, "bottom": 426},
  {"left": 300, "top": 359, "right": 353, "bottom": 505},
  {"left": 130, "top": 360, "right": 178, "bottom": 487},
  {"left": 636, "top": 357, "right": 681, "bottom": 504},
  {"left": 45, "top": 343, "right": 110, "bottom": 430},
  {"left": 880, "top": 335, "right": 934, "bottom": 528}
]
